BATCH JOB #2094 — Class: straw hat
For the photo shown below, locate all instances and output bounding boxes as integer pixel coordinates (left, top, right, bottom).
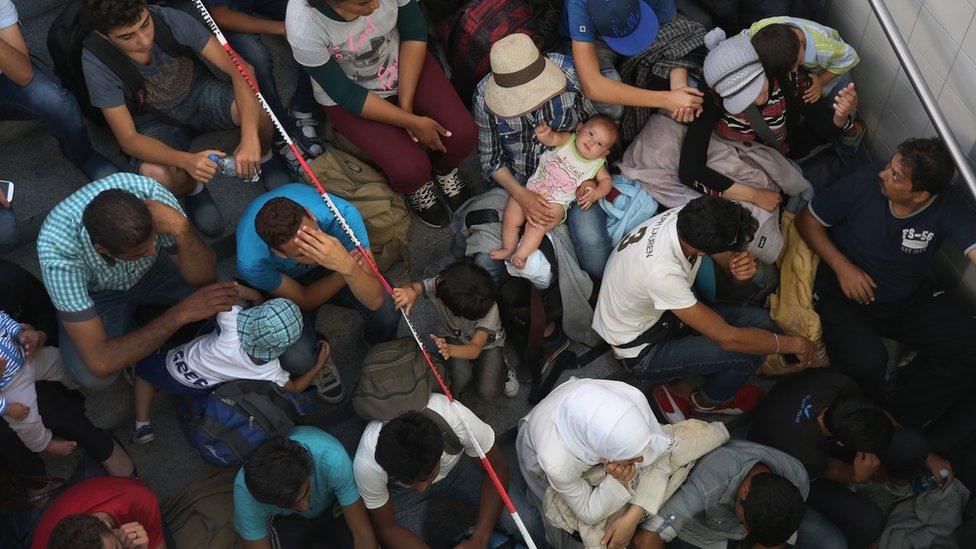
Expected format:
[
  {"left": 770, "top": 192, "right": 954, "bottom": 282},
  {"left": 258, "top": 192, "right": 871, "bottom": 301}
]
[{"left": 484, "top": 33, "right": 568, "bottom": 118}]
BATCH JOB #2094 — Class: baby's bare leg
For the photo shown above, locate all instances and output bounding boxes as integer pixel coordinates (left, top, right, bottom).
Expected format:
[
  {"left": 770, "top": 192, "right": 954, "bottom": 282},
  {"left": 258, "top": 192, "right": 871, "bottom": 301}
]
[
  {"left": 490, "top": 198, "right": 526, "bottom": 261},
  {"left": 512, "top": 203, "right": 564, "bottom": 269}
]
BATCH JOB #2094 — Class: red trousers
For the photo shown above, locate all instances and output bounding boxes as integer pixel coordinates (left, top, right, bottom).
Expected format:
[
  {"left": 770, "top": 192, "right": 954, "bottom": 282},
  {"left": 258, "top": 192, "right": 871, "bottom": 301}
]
[{"left": 324, "top": 52, "right": 477, "bottom": 194}]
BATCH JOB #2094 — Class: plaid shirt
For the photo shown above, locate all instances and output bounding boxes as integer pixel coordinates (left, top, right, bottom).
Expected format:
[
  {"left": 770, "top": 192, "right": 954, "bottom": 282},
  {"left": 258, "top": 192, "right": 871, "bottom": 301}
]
[
  {"left": 37, "top": 174, "right": 184, "bottom": 320},
  {"left": 472, "top": 53, "right": 595, "bottom": 185},
  {"left": 0, "top": 310, "right": 24, "bottom": 416}
]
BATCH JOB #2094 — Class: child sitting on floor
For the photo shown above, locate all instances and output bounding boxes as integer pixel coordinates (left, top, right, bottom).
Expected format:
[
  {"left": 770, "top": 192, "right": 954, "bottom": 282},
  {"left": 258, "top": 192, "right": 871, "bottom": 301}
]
[
  {"left": 393, "top": 260, "right": 518, "bottom": 399},
  {"left": 744, "top": 16, "right": 859, "bottom": 103},
  {"left": 131, "top": 287, "right": 330, "bottom": 445},
  {"left": 491, "top": 115, "right": 616, "bottom": 269},
  {"left": 0, "top": 310, "right": 80, "bottom": 456}
]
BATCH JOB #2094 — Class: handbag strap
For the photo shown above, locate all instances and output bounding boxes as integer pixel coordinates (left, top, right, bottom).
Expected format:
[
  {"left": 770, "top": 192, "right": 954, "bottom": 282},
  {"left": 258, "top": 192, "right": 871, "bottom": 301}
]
[{"left": 743, "top": 104, "right": 782, "bottom": 150}]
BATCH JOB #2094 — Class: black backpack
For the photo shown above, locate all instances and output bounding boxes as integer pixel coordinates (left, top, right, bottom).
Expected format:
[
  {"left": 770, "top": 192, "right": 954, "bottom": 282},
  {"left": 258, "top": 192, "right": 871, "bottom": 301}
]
[{"left": 47, "top": 3, "right": 198, "bottom": 125}]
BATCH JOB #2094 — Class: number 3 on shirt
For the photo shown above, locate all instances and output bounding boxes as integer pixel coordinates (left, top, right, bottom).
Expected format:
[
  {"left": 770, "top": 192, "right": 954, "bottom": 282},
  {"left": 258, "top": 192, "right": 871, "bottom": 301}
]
[{"left": 617, "top": 226, "right": 647, "bottom": 252}]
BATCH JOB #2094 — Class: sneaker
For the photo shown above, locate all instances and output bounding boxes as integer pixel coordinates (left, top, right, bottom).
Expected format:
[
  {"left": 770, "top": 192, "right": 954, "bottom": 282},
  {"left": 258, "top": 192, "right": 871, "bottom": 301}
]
[
  {"left": 407, "top": 181, "right": 450, "bottom": 228},
  {"left": 289, "top": 109, "right": 325, "bottom": 158},
  {"left": 434, "top": 168, "right": 470, "bottom": 214},
  {"left": 690, "top": 385, "right": 765, "bottom": 416},
  {"left": 185, "top": 187, "right": 224, "bottom": 238},
  {"left": 314, "top": 358, "right": 347, "bottom": 404},
  {"left": 277, "top": 141, "right": 310, "bottom": 182},
  {"left": 132, "top": 424, "right": 155, "bottom": 445},
  {"left": 503, "top": 366, "right": 520, "bottom": 397},
  {"left": 650, "top": 384, "right": 689, "bottom": 424}
]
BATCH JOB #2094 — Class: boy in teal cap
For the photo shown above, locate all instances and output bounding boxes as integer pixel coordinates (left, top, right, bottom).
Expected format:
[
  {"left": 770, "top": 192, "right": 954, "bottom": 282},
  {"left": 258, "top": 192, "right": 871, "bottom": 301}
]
[{"left": 131, "top": 291, "right": 331, "bottom": 444}]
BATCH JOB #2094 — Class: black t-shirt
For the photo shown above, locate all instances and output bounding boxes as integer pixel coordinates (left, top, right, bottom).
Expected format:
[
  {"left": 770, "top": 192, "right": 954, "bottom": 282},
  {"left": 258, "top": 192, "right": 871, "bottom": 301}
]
[
  {"left": 810, "top": 162, "right": 976, "bottom": 303},
  {"left": 747, "top": 370, "right": 861, "bottom": 478}
]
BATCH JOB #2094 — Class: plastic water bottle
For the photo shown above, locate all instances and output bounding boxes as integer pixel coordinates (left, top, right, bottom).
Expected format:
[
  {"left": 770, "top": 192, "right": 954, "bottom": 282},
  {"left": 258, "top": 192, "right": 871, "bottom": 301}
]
[
  {"left": 911, "top": 468, "right": 949, "bottom": 493},
  {"left": 209, "top": 153, "right": 260, "bottom": 183}
]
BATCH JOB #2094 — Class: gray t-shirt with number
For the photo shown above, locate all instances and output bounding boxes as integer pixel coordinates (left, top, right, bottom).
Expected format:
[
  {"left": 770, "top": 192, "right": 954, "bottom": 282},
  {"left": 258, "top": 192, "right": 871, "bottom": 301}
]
[
  {"left": 81, "top": 6, "right": 211, "bottom": 124},
  {"left": 422, "top": 278, "right": 506, "bottom": 349}
]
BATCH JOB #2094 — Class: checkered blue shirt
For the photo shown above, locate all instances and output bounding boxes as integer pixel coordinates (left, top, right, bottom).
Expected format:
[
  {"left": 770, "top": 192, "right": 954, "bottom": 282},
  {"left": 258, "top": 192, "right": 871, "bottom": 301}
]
[
  {"left": 36, "top": 173, "right": 185, "bottom": 320},
  {"left": 0, "top": 310, "right": 24, "bottom": 416},
  {"left": 472, "top": 53, "right": 595, "bottom": 185}
]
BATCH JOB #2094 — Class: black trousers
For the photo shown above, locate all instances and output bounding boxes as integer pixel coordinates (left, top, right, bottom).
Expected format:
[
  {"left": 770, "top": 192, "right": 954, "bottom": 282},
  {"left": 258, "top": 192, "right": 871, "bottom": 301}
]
[
  {"left": 815, "top": 280, "right": 976, "bottom": 429},
  {"left": 271, "top": 503, "right": 353, "bottom": 549},
  {"left": 0, "top": 382, "right": 113, "bottom": 489}
]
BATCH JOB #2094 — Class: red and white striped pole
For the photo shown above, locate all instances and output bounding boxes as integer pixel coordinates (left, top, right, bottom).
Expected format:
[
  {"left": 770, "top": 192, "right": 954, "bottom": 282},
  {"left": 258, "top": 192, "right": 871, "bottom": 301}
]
[{"left": 191, "top": 3, "right": 537, "bottom": 546}]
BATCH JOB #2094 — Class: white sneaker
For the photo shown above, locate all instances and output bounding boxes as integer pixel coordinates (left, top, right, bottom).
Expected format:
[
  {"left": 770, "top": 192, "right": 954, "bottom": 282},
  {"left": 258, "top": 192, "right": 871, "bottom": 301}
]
[
  {"left": 314, "top": 358, "right": 347, "bottom": 404},
  {"left": 503, "top": 367, "right": 520, "bottom": 398}
]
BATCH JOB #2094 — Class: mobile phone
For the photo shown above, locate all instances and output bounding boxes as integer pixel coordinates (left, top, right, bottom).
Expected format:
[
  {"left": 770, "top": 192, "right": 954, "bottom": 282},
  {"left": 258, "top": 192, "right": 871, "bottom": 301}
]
[{"left": 0, "top": 180, "right": 13, "bottom": 203}]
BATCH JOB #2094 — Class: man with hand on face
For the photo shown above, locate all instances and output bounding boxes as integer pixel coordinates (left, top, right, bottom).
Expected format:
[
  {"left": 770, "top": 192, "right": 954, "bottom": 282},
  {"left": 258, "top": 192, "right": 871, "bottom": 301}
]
[
  {"left": 593, "top": 195, "right": 817, "bottom": 423},
  {"left": 37, "top": 173, "right": 238, "bottom": 392},
  {"left": 236, "top": 184, "right": 396, "bottom": 402}
]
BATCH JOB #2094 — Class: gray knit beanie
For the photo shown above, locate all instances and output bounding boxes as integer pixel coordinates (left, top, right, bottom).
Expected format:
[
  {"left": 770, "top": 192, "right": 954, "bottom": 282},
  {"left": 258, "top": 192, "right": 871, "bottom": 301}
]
[{"left": 703, "top": 34, "right": 767, "bottom": 115}]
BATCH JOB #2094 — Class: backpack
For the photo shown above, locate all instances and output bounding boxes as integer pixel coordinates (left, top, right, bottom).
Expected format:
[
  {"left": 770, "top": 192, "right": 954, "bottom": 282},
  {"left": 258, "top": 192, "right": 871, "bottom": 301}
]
[
  {"left": 308, "top": 149, "right": 411, "bottom": 272},
  {"left": 436, "top": 0, "right": 537, "bottom": 104},
  {"left": 352, "top": 339, "right": 462, "bottom": 455},
  {"left": 599, "top": 175, "right": 659, "bottom": 248},
  {"left": 47, "top": 3, "right": 200, "bottom": 125},
  {"left": 161, "top": 467, "right": 244, "bottom": 549},
  {"left": 177, "top": 380, "right": 316, "bottom": 467}
]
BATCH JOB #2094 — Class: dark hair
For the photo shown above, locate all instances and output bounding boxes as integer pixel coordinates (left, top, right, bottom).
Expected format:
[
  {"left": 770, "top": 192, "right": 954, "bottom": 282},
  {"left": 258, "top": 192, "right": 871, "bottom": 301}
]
[
  {"left": 254, "top": 197, "right": 307, "bottom": 249},
  {"left": 82, "top": 189, "right": 154, "bottom": 255},
  {"left": 676, "top": 195, "right": 759, "bottom": 254},
  {"left": 48, "top": 514, "right": 113, "bottom": 549},
  {"left": 375, "top": 411, "right": 444, "bottom": 484},
  {"left": 740, "top": 472, "right": 805, "bottom": 547},
  {"left": 824, "top": 397, "right": 894, "bottom": 453},
  {"left": 751, "top": 24, "right": 802, "bottom": 79},
  {"left": 84, "top": 0, "right": 147, "bottom": 34},
  {"left": 897, "top": 137, "right": 955, "bottom": 195},
  {"left": 435, "top": 260, "right": 497, "bottom": 321},
  {"left": 243, "top": 436, "right": 313, "bottom": 508}
]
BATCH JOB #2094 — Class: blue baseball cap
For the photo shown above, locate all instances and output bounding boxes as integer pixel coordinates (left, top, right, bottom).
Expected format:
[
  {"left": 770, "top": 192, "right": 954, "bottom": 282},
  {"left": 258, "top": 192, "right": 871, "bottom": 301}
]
[{"left": 586, "top": 0, "right": 660, "bottom": 57}]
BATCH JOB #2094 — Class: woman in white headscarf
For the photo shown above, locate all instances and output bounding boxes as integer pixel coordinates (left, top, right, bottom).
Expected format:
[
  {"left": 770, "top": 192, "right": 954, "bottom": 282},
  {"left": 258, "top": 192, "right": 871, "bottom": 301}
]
[{"left": 517, "top": 378, "right": 671, "bottom": 547}]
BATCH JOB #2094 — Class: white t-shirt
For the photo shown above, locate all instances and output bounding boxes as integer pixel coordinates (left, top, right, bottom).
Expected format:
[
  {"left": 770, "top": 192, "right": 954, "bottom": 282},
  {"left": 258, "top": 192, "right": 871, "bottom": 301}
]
[
  {"left": 165, "top": 306, "right": 290, "bottom": 389},
  {"left": 0, "top": 0, "right": 19, "bottom": 77},
  {"left": 592, "top": 207, "right": 700, "bottom": 359},
  {"left": 286, "top": 0, "right": 408, "bottom": 107},
  {"left": 353, "top": 394, "right": 496, "bottom": 510}
]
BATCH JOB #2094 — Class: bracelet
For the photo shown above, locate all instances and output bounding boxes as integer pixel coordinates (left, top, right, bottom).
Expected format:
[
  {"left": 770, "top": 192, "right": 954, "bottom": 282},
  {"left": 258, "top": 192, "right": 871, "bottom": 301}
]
[
  {"left": 842, "top": 115, "right": 855, "bottom": 132},
  {"left": 773, "top": 333, "right": 781, "bottom": 355}
]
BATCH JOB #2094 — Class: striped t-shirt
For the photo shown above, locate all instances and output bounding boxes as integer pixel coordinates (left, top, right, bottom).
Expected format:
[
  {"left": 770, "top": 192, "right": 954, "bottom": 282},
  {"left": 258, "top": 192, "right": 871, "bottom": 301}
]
[{"left": 0, "top": 309, "right": 25, "bottom": 416}]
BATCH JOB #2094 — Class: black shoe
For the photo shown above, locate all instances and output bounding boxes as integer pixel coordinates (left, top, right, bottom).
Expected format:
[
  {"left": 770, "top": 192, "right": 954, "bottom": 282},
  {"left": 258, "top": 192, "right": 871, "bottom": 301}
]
[
  {"left": 407, "top": 181, "right": 450, "bottom": 228},
  {"left": 434, "top": 168, "right": 470, "bottom": 214},
  {"left": 185, "top": 187, "right": 223, "bottom": 238}
]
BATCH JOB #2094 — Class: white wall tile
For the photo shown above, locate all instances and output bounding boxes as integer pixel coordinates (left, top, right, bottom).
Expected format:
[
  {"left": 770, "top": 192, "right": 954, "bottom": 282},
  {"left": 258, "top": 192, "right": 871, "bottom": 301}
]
[
  {"left": 886, "top": 70, "right": 930, "bottom": 134},
  {"left": 937, "top": 85, "right": 976, "bottom": 155},
  {"left": 831, "top": 0, "right": 874, "bottom": 33},
  {"left": 855, "top": 36, "right": 900, "bottom": 97},
  {"left": 962, "top": 16, "right": 976, "bottom": 67},
  {"left": 909, "top": 7, "right": 959, "bottom": 78},
  {"left": 865, "top": 14, "right": 901, "bottom": 69},
  {"left": 877, "top": 103, "right": 915, "bottom": 148},
  {"left": 855, "top": 77, "right": 886, "bottom": 135},
  {"left": 921, "top": 0, "right": 975, "bottom": 45},
  {"left": 946, "top": 50, "right": 976, "bottom": 115},
  {"left": 882, "top": 0, "right": 923, "bottom": 38},
  {"left": 907, "top": 42, "right": 949, "bottom": 91},
  {"left": 870, "top": 130, "right": 897, "bottom": 160}
]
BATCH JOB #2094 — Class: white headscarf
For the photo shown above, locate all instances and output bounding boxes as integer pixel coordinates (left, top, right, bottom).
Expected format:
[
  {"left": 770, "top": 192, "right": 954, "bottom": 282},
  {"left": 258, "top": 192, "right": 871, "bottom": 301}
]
[{"left": 553, "top": 381, "right": 670, "bottom": 466}]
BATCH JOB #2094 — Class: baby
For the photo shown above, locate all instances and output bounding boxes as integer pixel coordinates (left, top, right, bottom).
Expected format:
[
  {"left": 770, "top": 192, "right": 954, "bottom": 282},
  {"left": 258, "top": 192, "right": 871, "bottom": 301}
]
[
  {"left": 0, "top": 310, "right": 79, "bottom": 457},
  {"left": 491, "top": 115, "right": 617, "bottom": 269}
]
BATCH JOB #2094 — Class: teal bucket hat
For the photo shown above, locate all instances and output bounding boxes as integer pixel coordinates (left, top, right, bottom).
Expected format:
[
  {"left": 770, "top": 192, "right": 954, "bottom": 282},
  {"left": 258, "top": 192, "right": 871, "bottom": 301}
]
[{"left": 237, "top": 298, "right": 303, "bottom": 361}]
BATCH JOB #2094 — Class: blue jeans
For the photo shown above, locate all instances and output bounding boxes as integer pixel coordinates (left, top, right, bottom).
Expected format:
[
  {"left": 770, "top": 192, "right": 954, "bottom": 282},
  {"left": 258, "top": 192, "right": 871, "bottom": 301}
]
[
  {"left": 226, "top": 32, "right": 316, "bottom": 121},
  {"left": 0, "top": 206, "right": 16, "bottom": 247},
  {"left": 59, "top": 255, "right": 197, "bottom": 391},
  {"left": 277, "top": 268, "right": 399, "bottom": 374},
  {"left": 389, "top": 457, "right": 546, "bottom": 547},
  {"left": 458, "top": 202, "right": 611, "bottom": 282},
  {"left": 0, "top": 66, "right": 116, "bottom": 181},
  {"left": 623, "top": 304, "right": 776, "bottom": 403}
]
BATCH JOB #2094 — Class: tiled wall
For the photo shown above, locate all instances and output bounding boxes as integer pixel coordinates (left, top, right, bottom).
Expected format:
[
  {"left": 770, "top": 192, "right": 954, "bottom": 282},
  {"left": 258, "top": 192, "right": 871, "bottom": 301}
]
[{"left": 824, "top": 0, "right": 976, "bottom": 300}]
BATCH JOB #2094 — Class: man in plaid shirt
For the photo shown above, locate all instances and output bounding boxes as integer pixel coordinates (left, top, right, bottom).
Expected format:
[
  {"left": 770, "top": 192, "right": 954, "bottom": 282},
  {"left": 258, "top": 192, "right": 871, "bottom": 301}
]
[
  {"left": 470, "top": 37, "right": 611, "bottom": 280},
  {"left": 36, "top": 173, "right": 238, "bottom": 391}
]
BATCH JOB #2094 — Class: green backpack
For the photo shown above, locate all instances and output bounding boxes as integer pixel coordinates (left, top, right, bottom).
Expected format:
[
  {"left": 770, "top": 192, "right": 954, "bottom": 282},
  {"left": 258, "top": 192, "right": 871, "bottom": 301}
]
[
  {"left": 309, "top": 143, "right": 411, "bottom": 273},
  {"left": 162, "top": 467, "right": 244, "bottom": 549},
  {"left": 352, "top": 338, "right": 462, "bottom": 455}
]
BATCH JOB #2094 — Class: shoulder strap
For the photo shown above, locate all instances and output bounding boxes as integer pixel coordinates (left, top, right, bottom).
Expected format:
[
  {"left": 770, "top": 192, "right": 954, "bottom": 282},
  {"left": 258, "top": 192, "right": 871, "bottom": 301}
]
[
  {"left": 743, "top": 104, "right": 782, "bottom": 150},
  {"left": 81, "top": 32, "right": 148, "bottom": 109},
  {"left": 150, "top": 9, "right": 195, "bottom": 59},
  {"left": 419, "top": 408, "right": 463, "bottom": 456}
]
